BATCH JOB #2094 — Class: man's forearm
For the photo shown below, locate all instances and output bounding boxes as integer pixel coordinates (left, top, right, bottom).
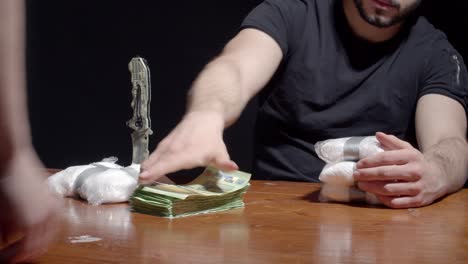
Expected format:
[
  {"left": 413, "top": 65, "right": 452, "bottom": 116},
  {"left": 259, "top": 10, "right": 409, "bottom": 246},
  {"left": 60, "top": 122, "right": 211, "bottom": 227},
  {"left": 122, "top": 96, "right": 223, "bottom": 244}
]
[
  {"left": 424, "top": 137, "right": 468, "bottom": 193},
  {"left": 186, "top": 57, "right": 248, "bottom": 128},
  {"left": 0, "top": 0, "right": 30, "bottom": 145},
  {"left": 0, "top": 0, "right": 30, "bottom": 164}
]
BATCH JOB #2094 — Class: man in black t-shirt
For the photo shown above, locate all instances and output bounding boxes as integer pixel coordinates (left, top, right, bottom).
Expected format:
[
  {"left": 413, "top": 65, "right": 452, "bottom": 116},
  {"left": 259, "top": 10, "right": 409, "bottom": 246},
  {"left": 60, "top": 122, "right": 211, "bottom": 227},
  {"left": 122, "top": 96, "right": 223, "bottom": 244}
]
[{"left": 140, "top": 0, "right": 468, "bottom": 209}]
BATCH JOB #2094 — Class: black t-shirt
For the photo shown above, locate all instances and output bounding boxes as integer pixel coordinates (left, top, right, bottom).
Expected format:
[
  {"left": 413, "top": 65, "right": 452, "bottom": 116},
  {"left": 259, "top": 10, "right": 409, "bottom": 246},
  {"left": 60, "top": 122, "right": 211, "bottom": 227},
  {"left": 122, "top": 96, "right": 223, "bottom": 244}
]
[{"left": 240, "top": 0, "right": 468, "bottom": 182}]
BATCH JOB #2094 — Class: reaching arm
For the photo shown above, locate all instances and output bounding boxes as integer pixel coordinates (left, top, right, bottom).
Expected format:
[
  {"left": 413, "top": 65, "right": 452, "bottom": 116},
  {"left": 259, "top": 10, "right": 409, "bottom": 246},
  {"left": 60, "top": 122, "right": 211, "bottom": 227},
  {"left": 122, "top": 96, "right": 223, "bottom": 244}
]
[
  {"left": 0, "top": 0, "right": 29, "bottom": 166},
  {"left": 187, "top": 28, "right": 283, "bottom": 127},
  {"left": 0, "top": 1, "right": 59, "bottom": 262},
  {"left": 140, "top": 28, "right": 283, "bottom": 182}
]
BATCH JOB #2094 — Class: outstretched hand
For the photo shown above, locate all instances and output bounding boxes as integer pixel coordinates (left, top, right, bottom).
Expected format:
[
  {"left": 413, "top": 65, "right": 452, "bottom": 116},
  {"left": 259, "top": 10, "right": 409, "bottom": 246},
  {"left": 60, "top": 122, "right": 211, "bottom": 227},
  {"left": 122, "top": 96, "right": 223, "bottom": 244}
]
[
  {"left": 354, "top": 132, "right": 446, "bottom": 208},
  {"left": 0, "top": 150, "right": 60, "bottom": 263},
  {"left": 139, "top": 111, "right": 238, "bottom": 184}
]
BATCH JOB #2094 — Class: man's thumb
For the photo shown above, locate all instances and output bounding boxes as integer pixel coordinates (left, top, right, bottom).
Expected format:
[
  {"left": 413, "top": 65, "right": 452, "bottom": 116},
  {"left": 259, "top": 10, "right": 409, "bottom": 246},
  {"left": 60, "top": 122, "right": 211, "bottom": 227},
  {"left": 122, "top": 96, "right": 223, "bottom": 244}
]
[{"left": 211, "top": 155, "right": 239, "bottom": 172}]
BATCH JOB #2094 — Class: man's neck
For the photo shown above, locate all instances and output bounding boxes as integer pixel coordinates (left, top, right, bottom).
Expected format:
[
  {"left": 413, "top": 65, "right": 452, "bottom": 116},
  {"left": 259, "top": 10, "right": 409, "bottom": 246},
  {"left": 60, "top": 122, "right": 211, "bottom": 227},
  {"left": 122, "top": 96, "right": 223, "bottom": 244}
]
[{"left": 342, "top": 0, "right": 402, "bottom": 43}]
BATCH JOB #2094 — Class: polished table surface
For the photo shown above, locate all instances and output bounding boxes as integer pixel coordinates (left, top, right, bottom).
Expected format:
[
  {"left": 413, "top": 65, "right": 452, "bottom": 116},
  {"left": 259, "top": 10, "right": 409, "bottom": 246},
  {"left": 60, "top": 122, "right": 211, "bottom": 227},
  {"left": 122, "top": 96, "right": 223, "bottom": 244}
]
[{"left": 36, "top": 180, "right": 467, "bottom": 264}]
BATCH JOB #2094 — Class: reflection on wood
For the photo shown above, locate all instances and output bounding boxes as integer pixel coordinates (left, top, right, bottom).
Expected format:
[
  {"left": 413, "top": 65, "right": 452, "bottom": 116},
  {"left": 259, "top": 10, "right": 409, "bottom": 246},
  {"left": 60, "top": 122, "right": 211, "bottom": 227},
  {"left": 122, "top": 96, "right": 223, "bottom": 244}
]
[{"left": 36, "top": 180, "right": 467, "bottom": 264}]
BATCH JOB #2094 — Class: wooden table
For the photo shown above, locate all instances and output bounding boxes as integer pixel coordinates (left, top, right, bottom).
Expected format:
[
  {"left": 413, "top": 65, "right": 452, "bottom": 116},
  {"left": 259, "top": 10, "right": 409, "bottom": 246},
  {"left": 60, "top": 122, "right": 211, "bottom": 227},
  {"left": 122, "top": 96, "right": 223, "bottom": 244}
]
[{"left": 35, "top": 181, "right": 467, "bottom": 264}]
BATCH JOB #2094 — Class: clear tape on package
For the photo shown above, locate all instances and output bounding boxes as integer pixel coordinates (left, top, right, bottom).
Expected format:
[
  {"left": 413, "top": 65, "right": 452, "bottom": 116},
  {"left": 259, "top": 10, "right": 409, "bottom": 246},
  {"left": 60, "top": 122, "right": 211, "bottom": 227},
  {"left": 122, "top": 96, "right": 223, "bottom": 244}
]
[
  {"left": 47, "top": 157, "right": 139, "bottom": 205},
  {"left": 314, "top": 136, "right": 384, "bottom": 163}
]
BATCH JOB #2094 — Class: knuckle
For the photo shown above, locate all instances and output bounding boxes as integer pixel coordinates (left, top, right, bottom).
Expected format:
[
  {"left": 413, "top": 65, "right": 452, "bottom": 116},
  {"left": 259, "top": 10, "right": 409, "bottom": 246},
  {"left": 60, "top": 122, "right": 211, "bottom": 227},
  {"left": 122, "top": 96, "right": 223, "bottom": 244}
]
[
  {"left": 379, "top": 153, "right": 392, "bottom": 162},
  {"left": 380, "top": 169, "right": 392, "bottom": 178},
  {"left": 215, "top": 150, "right": 230, "bottom": 161},
  {"left": 202, "top": 153, "right": 217, "bottom": 165},
  {"left": 383, "top": 184, "right": 393, "bottom": 194},
  {"left": 412, "top": 165, "right": 423, "bottom": 179},
  {"left": 405, "top": 166, "right": 422, "bottom": 181},
  {"left": 406, "top": 149, "right": 416, "bottom": 159},
  {"left": 380, "top": 170, "right": 388, "bottom": 178},
  {"left": 193, "top": 156, "right": 206, "bottom": 167},
  {"left": 408, "top": 185, "right": 421, "bottom": 196},
  {"left": 411, "top": 196, "right": 423, "bottom": 206},
  {"left": 409, "top": 149, "right": 421, "bottom": 159}
]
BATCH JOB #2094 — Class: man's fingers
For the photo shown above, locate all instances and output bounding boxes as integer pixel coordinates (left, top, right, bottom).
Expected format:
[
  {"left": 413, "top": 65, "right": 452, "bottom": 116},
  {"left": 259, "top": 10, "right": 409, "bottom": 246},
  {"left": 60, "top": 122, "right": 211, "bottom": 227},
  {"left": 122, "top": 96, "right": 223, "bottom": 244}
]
[
  {"left": 354, "top": 164, "right": 422, "bottom": 182},
  {"left": 141, "top": 136, "right": 174, "bottom": 171},
  {"left": 357, "top": 150, "right": 411, "bottom": 169},
  {"left": 376, "top": 195, "right": 426, "bottom": 209},
  {"left": 358, "top": 181, "right": 421, "bottom": 197},
  {"left": 376, "top": 132, "right": 413, "bottom": 150},
  {"left": 209, "top": 147, "right": 239, "bottom": 171},
  {"left": 210, "top": 157, "right": 239, "bottom": 172},
  {"left": 139, "top": 149, "right": 238, "bottom": 184},
  {"left": 139, "top": 153, "right": 202, "bottom": 184}
]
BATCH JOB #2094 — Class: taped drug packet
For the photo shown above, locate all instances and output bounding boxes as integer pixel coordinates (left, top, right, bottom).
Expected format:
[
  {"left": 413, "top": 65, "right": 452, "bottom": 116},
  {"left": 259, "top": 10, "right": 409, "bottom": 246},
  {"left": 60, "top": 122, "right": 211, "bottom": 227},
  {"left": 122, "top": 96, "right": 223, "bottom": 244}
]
[
  {"left": 319, "top": 161, "right": 356, "bottom": 186},
  {"left": 315, "top": 136, "right": 384, "bottom": 163},
  {"left": 47, "top": 158, "right": 139, "bottom": 205}
]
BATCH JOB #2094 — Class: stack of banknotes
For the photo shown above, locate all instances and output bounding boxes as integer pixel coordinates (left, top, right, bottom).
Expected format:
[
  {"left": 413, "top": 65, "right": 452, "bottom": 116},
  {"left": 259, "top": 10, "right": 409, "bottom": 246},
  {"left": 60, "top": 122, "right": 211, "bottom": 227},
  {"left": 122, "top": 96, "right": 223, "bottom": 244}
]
[{"left": 130, "top": 167, "right": 251, "bottom": 218}]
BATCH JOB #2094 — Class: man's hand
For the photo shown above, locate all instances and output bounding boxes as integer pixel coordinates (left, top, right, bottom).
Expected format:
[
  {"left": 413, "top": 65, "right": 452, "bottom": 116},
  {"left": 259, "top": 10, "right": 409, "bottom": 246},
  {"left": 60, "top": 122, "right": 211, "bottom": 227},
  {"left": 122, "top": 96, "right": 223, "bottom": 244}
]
[
  {"left": 139, "top": 111, "right": 238, "bottom": 184},
  {"left": 353, "top": 132, "right": 447, "bottom": 209},
  {"left": 137, "top": 28, "right": 283, "bottom": 184},
  {"left": 0, "top": 150, "right": 60, "bottom": 263}
]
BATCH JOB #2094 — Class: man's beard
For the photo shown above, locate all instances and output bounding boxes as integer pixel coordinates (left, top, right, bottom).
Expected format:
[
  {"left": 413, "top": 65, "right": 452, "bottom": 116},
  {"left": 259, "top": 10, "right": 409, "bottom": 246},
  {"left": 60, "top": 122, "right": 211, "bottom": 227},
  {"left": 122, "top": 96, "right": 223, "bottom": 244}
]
[{"left": 353, "top": 0, "right": 421, "bottom": 28}]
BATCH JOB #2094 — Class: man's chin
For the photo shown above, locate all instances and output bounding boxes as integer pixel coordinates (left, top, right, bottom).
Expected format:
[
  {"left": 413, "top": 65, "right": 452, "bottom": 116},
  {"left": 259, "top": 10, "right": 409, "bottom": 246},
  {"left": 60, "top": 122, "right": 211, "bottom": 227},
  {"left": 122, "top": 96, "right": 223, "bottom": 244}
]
[
  {"left": 368, "top": 17, "right": 394, "bottom": 28},
  {"left": 363, "top": 13, "right": 401, "bottom": 28}
]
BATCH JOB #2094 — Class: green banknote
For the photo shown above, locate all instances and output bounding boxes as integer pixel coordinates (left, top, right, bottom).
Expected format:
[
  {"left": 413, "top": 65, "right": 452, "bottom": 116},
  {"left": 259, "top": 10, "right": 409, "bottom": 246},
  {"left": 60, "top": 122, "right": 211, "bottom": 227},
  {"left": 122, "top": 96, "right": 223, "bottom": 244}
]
[{"left": 130, "top": 167, "right": 251, "bottom": 218}]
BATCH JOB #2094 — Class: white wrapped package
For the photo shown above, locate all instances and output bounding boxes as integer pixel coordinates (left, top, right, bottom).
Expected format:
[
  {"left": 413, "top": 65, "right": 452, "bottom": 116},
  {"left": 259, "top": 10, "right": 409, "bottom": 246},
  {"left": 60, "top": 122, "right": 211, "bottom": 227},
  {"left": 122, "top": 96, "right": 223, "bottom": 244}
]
[
  {"left": 315, "top": 136, "right": 384, "bottom": 163},
  {"left": 319, "top": 161, "right": 356, "bottom": 186},
  {"left": 47, "top": 164, "right": 94, "bottom": 197},
  {"left": 319, "top": 183, "right": 381, "bottom": 204},
  {"left": 47, "top": 158, "right": 139, "bottom": 205},
  {"left": 77, "top": 164, "right": 140, "bottom": 205},
  {"left": 318, "top": 161, "right": 382, "bottom": 205}
]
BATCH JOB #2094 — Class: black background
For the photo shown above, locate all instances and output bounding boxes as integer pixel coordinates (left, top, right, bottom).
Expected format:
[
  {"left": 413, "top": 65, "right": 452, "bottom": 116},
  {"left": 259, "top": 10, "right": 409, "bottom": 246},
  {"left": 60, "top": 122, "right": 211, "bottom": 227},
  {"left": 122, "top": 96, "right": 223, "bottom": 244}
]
[{"left": 26, "top": 1, "right": 467, "bottom": 174}]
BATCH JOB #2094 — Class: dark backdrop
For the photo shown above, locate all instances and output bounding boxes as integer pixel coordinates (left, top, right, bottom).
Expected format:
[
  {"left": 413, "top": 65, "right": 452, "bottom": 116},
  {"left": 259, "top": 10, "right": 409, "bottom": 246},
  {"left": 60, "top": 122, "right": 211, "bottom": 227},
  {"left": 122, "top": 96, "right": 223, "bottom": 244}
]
[{"left": 26, "top": 1, "right": 467, "bottom": 174}]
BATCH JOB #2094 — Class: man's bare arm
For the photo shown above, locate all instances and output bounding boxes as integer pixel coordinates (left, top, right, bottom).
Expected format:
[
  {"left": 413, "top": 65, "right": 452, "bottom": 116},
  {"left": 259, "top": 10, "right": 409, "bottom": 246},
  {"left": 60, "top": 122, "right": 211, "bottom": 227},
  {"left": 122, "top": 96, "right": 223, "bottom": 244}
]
[
  {"left": 140, "top": 28, "right": 283, "bottom": 182},
  {"left": 416, "top": 94, "right": 468, "bottom": 194},
  {"left": 355, "top": 94, "right": 468, "bottom": 208},
  {"left": 0, "top": 0, "right": 29, "bottom": 165},
  {"left": 0, "top": 1, "right": 60, "bottom": 262},
  {"left": 187, "top": 28, "right": 283, "bottom": 127}
]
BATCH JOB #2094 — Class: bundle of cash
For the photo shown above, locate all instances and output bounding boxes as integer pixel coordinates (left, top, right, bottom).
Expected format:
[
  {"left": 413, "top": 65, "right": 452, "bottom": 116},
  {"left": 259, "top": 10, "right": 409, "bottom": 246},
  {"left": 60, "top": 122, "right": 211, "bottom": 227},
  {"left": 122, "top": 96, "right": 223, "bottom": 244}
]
[{"left": 130, "top": 167, "right": 251, "bottom": 218}]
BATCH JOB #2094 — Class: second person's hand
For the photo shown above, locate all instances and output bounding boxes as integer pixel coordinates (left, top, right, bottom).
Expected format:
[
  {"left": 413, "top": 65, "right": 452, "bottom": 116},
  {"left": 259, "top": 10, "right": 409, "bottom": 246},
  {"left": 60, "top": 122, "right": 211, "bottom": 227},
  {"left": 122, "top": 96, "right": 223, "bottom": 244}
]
[{"left": 139, "top": 111, "right": 238, "bottom": 184}]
